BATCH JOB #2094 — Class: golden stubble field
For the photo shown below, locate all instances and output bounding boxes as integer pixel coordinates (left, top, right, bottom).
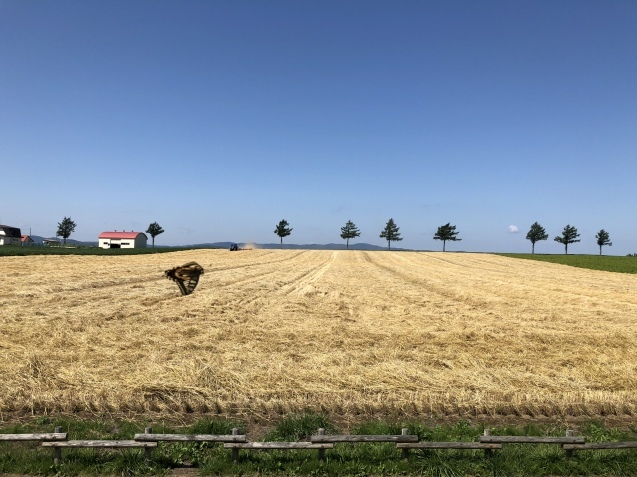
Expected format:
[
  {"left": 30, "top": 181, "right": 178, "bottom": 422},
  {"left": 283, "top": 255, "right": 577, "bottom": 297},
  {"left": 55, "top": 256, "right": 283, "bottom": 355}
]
[{"left": 2, "top": 250, "right": 637, "bottom": 422}]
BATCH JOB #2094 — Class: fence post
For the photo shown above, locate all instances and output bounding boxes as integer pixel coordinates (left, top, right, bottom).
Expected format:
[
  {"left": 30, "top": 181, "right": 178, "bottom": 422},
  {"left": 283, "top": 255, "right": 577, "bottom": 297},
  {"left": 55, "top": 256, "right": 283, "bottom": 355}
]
[
  {"left": 317, "top": 428, "right": 326, "bottom": 462},
  {"left": 565, "top": 430, "right": 574, "bottom": 458},
  {"left": 231, "top": 428, "right": 239, "bottom": 463},
  {"left": 144, "top": 427, "right": 153, "bottom": 461},
  {"left": 483, "top": 428, "right": 492, "bottom": 457},
  {"left": 53, "top": 426, "right": 62, "bottom": 465},
  {"left": 401, "top": 428, "right": 410, "bottom": 460}
]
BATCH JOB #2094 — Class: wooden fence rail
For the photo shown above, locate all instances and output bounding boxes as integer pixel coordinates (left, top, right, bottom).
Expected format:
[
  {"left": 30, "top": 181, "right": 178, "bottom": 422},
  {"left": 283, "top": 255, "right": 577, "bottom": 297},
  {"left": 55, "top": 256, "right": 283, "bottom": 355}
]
[
  {"left": 3, "top": 425, "right": 637, "bottom": 467},
  {"left": 42, "top": 440, "right": 157, "bottom": 465},
  {"left": 564, "top": 442, "right": 637, "bottom": 451},
  {"left": 0, "top": 433, "right": 68, "bottom": 442}
]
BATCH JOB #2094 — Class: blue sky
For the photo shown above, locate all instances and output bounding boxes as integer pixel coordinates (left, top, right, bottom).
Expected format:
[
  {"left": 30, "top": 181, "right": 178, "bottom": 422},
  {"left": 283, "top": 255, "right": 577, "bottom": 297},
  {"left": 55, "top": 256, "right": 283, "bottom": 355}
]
[{"left": 2, "top": 1, "right": 636, "bottom": 254}]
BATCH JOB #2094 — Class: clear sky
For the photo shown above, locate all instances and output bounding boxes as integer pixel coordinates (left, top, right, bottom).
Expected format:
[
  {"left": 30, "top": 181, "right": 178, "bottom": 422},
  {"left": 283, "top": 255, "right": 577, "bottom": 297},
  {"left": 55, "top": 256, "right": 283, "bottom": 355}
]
[{"left": 2, "top": 1, "right": 636, "bottom": 254}]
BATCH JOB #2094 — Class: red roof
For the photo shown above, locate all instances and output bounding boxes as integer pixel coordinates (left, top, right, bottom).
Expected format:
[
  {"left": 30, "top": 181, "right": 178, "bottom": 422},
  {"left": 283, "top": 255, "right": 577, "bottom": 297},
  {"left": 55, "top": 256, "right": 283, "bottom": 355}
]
[{"left": 98, "top": 231, "right": 147, "bottom": 239}]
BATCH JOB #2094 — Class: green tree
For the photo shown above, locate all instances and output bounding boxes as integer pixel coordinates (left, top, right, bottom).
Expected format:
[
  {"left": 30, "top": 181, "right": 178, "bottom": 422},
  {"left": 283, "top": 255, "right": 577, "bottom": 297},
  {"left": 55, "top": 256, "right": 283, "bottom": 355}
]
[
  {"left": 274, "top": 219, "right": 292, "bottom": 249},
  {"left": 526, "top": 222, "right": 548, "bottom": 254},
  {"left": 554, "top": 224, "right": 580, "bottom": 254},
  {"left": 433, "top": 223, "right": 461, "bottom": 252},
  {"left": 595, "top": 229, "right": 612, "bottom": 256},
  {"left": 146, "top": 222, "right": 165, "bottom": 248},
  {"left": 340, "top": 220, "right": 361, "bottom": 250},
  {"left": 379, "top": 218, "right": 402, "bottom": 250},
  {"left": 56, "top": 217, "right": 76, "bottom": 244}
]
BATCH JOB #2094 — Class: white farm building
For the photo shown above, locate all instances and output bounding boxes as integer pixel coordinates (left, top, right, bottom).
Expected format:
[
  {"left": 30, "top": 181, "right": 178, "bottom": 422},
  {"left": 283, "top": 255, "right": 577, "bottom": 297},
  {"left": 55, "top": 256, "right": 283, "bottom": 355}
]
[
  {"left": 0, "top": 224, "right": 22, "bottom": 246},
  {"left": 98, "top": 231, "right": 148, "bottom": 249}
]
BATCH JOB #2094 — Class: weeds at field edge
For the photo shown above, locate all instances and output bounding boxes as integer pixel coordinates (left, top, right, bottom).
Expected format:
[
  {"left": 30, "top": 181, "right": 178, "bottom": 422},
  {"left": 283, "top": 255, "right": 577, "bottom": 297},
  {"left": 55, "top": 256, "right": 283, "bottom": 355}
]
[{"left": 3, "top": 414, "right": 637, "bottom": 476}]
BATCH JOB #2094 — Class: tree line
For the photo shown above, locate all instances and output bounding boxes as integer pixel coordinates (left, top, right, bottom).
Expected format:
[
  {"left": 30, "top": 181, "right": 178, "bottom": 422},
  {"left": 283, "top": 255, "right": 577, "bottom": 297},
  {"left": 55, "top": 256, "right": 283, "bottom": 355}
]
[
  {"left": 527, "top": 222, "right": 612, "bottom": 255},
  {"left": 54, "top": 216, "right": 616, "bottom": 255},
  {"left": 274, "top": 218, "right": 461, "bottom": 251},
  {"left": 278, "top": 219, "right": 613, "bottom": 255}
]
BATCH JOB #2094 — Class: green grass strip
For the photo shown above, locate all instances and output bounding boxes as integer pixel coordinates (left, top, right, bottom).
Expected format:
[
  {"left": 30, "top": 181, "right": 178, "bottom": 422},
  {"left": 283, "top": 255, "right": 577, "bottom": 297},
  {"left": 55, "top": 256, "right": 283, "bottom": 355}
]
[
  {"left": 0, "top": 246, "right": 215, "bottom": 257},
  {"left": 499, "top": 253, "right": 637, "bottom": 274}
]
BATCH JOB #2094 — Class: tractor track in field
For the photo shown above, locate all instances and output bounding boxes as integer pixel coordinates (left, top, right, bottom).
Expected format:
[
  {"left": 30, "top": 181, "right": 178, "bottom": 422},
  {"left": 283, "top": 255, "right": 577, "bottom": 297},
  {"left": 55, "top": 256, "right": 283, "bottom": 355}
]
[
  {"left": 234, "top": 251, "right": 337, "bottom": 306},
  {"left": 374, "top": 253, "right": 637, "bottom": 313},
  {"left": 0, "top": 251, "right": 311, "bottom": 302},
  {"left": 362, "top": 251, "right": 493, "bottom": 310},
  {"left": 210, "top": 251, "right": 310, "bottom": 289},
  {"left": 201, "top": 250, "right": 309, "bottom": 274},
  {"left": 279, "top": 251, "right": 337, "bottom": 296}
]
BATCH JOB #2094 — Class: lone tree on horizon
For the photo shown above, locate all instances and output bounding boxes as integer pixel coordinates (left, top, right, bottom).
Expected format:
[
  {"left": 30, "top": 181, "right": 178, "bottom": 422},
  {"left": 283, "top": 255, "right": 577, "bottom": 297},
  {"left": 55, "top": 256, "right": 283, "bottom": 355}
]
[
  {"left": 595, "top": 229, "right": 612, "bottom": 255},
  {"left": 433, "top": 222, "right": 461, "bottom": 252},
  {"left": 57, "top": 217, "right": 76, "bottom": 244},
  {"left": 274, "top": 219, "right": 292, "bottom": 249},
  {"left": 146, "top": 222, "right": 165, "bottom": 248},
  {"left": 340, "top": 220, "right": 361, "bottom": 250},
  {"left": 379, "top": 218, "right": 402, "bottom": 250},
  {"left": 554, "top": 224, "right": 580, "bottom": 254},
  {"left": 526, "top": 222, "right": 548, "bottom": 254}
]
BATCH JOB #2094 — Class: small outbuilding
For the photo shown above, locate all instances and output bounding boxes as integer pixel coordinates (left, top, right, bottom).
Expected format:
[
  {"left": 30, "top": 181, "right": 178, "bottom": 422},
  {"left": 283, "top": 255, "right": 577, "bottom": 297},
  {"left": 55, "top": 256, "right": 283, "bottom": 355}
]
[
  {"left": 98, "top": 230, "right": 148, "bottom": 249},
  {"left": 0, "top": 224, "right": 22, "bottom": 246},
  {"left": 21, "top": 235, "right": 35, "bottom": 246}
]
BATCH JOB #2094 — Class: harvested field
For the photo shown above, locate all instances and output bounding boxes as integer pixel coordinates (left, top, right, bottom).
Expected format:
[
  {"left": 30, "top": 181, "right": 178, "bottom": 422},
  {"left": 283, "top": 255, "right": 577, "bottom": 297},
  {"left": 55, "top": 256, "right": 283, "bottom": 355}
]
[{"left": 1, "top": 250, "right": 637, "bottom": 421}]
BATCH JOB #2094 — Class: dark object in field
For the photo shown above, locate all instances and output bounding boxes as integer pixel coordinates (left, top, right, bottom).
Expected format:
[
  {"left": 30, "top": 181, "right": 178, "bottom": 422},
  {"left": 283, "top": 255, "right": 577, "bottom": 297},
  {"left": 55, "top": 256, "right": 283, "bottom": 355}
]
[
  {"left": 164, "top": 262, "right": 204, "bottom": 295},
  {"left": 230, "top": 244, "right": 238, "bottom": 251}
]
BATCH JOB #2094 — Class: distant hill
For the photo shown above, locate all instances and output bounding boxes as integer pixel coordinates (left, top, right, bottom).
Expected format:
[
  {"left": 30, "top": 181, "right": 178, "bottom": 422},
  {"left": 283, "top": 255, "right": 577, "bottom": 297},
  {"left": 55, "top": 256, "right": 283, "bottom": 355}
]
[
  {"left": 189, "top": 242, "right": 410, "bottom": 251},
  {"left": 25, "top": 235, "right": 408, "bottom": 251},
  {"left": 29, "top": 235, "right": 98, "bottom": 247}
]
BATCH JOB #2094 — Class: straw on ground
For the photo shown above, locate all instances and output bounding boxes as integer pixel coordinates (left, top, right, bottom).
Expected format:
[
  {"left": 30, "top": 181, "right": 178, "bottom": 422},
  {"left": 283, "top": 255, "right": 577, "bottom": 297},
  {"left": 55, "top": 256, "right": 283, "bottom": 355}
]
[{"left": 1, "top": 250, "right": 637, "bottom": 419}]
